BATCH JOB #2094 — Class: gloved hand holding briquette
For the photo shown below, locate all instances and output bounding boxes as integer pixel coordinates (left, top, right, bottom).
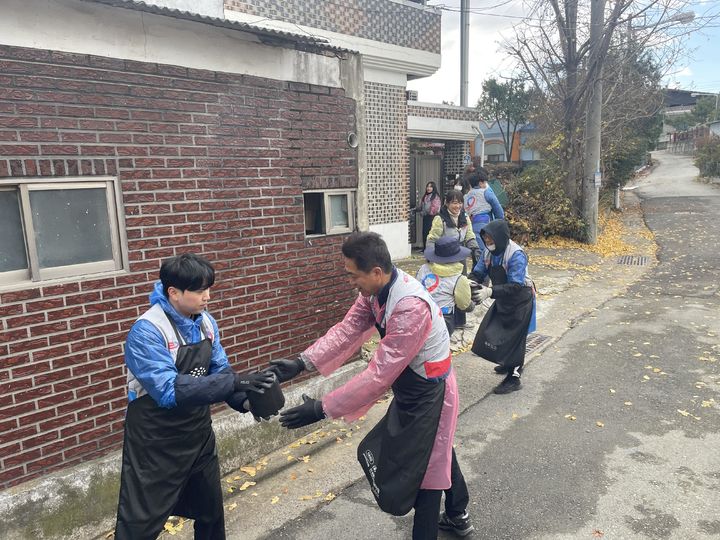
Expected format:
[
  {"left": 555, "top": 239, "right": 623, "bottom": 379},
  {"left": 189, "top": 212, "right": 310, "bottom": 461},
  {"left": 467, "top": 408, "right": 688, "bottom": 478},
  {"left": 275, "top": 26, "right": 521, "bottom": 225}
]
[{"left": 471, "top": 285, "right": 492, "bottom": 303}]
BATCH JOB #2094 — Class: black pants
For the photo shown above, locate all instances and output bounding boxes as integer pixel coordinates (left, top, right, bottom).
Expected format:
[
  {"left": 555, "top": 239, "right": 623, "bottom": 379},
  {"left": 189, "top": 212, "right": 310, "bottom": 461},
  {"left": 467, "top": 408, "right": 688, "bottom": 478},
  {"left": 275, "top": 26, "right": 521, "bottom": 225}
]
[
  {"left": 422, "top": 214, "right": 434, "bottom": 249},
  {"left": 412, "top": 449, "right": 470, "bottom": 540},
  {"left": 443, "top": 313, "right": 456, "bottom": 336},
  {"left": 454, "top": 309, "right": 467, "bottom": 329}
]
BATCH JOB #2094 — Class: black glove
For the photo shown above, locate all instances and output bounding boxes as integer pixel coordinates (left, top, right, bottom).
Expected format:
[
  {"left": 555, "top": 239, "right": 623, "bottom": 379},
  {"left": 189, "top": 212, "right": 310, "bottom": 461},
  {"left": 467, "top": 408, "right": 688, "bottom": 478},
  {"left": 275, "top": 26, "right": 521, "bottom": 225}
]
[
  {"left": 468, "top": 272, "right": 483, "bottom": 284},
  {"left": 279, "top": 394, "right": 325, "bottom": 429},
  {"left": 234, "top": 371, "right": 275, "bottom": 394},
  {"left": 268, "top": 357, "right": 305, "bottom": 383},
  {"left": 225, "top": 390, "right": 250, "bottom": 413}
]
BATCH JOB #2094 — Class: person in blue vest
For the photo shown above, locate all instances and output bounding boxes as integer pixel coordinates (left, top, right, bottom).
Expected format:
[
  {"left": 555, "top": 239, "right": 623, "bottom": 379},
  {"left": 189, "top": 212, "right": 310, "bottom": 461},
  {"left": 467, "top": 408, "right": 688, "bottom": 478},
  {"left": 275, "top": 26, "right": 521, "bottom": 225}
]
[
  {"left": 463, "top": 168, "right": 504, "bottom": 252},
  {"left": 115, "top": 253, "right": 275, "bottom": 540},
  {"left": 416, "top": 236, "right": 476, "bottom": 336},
  {"left": 469, "top": 220, "right": 536, "bottom": 395}
]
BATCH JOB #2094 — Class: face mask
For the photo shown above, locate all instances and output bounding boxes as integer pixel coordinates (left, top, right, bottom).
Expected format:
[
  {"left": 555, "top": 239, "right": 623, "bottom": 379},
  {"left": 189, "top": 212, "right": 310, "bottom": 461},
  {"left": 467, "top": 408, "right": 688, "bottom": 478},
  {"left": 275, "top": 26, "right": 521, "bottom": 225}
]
[{"left": 486, "top": 243, "right": 496, "bottom": 252}]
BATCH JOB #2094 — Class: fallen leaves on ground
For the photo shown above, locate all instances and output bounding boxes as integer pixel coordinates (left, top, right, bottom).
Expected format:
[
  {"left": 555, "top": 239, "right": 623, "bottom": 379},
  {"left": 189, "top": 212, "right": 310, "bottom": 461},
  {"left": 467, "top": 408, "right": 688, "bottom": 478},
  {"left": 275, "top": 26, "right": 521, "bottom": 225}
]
[
  {"left": 530, "top": 213, "right": 633, "bottom": 258},
  {"left": 677, "top": 409, "right": 701, "bottom": 420},
  {"left": 565, "top": 414, "right": 577, "bottom": 421}
]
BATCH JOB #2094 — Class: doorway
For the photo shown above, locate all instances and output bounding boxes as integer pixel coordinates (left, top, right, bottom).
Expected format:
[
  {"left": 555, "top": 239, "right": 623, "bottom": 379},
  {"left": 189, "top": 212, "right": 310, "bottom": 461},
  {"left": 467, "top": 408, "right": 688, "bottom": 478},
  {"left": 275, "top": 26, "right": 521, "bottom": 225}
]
[{"left": 409, "top": 154, "right": 442, "bottom": 247}]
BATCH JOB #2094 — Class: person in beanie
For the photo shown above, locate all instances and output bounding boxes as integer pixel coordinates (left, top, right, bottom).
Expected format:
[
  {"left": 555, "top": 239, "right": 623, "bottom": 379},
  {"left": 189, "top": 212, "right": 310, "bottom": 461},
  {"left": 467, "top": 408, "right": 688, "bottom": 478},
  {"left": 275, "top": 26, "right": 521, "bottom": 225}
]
[
  {"left": 470, "top": 220, "right": 536, "bottom": 394},
  {"left": 115, "top": 253, "right": 274, "bottom": 539},
  {"left": 269, "top": 232, "right": 473, "bottom": 539},
  {"left": 416, "top": 236, "right": 476, "bottom": 335}
]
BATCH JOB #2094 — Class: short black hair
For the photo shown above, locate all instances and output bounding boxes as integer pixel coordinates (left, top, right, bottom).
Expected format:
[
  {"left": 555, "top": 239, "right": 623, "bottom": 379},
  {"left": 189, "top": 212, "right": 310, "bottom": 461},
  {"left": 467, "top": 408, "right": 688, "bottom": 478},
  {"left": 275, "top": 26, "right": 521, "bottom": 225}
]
[
  {"left": 466, "top": 168, "right": 488, "bottom": 188},
  {"left": 159, "top": 253, "right": 215, "bottom": 297},
  {"left": 341, "top": 232, "right": 393, "bottom": 274}
]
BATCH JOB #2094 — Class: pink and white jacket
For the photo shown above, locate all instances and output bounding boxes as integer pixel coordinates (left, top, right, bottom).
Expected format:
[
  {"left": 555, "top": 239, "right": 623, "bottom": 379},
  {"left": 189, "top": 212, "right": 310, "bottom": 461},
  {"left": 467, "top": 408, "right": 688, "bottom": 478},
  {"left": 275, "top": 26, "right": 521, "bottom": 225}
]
[{"left": 302, "top": 269, "right": 459, "bottom": 490}]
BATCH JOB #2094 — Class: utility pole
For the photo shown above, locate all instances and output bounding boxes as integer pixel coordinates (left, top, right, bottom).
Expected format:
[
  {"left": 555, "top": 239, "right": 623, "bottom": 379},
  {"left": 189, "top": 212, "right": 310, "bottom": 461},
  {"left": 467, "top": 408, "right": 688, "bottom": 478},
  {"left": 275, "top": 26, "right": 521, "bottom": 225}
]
[
  {"left": 460, "top": 0, "right": 469, "bottom": 107},
  {"left": 582, "top": 0, "right": 605, "bottom": 243}
]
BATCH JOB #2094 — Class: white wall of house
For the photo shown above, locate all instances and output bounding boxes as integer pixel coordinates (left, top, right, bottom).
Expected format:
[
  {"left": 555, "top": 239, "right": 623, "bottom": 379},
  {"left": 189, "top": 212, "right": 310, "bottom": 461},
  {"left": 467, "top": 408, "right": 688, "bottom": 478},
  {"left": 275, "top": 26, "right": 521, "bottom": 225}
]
[
  {"left": 370, "top": 223, "right": 412, "bottom": 259},
  {"left": 0, "top": 0, "right": 342, "bottom": 88},
  {"left": 407, "top": 116, "right": 478, "bottom": 141}
]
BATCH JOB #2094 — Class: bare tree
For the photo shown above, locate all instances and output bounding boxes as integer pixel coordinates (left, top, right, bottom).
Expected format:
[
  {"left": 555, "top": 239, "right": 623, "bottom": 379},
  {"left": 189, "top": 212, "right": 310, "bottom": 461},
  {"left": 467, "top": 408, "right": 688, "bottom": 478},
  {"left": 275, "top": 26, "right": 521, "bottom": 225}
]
[{"left": 506, "top": 0, "right": 715, "bottom": 210}]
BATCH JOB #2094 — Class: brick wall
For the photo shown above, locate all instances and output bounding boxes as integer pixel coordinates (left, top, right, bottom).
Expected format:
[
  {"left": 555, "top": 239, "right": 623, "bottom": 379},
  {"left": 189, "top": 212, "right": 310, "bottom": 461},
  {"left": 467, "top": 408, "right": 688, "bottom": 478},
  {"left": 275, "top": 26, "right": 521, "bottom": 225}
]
[
  {"left": 365, "top": 81, "right": 408, "bottom": 226},
  {"left": 225, "top": 0, "right": 441, "bottom": 53},
  {"left": 0, "top": 44, "right": 358, "bottom": 489}
]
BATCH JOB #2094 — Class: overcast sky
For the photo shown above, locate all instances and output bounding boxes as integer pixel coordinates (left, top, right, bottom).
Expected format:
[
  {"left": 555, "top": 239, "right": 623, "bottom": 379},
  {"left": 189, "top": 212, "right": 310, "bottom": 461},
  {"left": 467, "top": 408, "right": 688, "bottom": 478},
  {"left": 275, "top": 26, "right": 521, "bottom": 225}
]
[{"left": 407, "top": 0, "right": 720, "bottom": 106}]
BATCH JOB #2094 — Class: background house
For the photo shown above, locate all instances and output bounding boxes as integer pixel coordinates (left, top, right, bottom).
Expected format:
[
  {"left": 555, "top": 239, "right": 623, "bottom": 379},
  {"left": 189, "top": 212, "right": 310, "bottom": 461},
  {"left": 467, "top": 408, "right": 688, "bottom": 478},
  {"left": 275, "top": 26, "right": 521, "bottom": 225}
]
[{"left": 474, "top": 120, "right": 540, "bottom": 164}]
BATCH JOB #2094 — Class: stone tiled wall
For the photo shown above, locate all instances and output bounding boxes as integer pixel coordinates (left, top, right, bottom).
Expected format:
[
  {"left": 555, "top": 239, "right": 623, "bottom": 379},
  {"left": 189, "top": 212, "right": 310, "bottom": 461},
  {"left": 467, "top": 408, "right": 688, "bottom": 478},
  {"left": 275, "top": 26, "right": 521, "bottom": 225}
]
[
  {"left": 365, "top": 81, "right": 408, "bottom": 226},
  {"left": 407, "top": 102, "right": 478, "bottom": 122},
  {"left": 444, "top": 140, "right": 471, "bottom": 186},
  {"left": 225, "top": 0, "right": 441, "bottom": 53}
]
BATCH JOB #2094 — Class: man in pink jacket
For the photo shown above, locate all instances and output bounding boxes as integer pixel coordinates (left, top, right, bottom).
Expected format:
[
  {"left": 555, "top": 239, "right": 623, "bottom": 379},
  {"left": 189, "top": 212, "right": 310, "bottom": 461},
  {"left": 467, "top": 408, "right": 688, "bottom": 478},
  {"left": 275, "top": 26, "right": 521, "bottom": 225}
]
[{"left": 272, "top": 232, "right": 473, "bottom": 539}]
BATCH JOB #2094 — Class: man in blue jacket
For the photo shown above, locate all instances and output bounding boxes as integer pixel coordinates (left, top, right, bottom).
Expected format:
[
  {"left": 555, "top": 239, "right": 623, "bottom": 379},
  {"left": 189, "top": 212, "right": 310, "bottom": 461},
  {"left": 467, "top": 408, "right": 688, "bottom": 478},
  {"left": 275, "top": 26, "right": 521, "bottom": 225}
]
[{"left": 115, "top": 253, "right": 274, "bottom": 540}]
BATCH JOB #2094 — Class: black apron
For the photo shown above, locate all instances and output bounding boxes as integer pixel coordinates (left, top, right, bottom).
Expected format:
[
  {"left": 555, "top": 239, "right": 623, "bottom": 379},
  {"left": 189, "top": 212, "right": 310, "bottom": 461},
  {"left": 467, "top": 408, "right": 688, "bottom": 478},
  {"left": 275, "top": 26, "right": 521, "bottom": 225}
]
[
  {"left": 357, "top": 366, "right": 445, "bottom": 516},
  {"left": 115, "top": 315, "right": 225, "bottom": 540},
  {"left": 471, "top": 264, "right": 533, "bottom": 370}
]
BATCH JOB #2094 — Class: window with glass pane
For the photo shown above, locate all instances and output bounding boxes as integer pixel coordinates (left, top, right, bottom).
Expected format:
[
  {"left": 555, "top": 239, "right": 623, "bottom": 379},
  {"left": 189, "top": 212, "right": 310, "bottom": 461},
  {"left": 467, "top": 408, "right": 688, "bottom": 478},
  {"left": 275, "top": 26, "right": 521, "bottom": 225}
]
[
  {"left": 29, "top": 188, "right": 113, "bottom": 268},
  {"left": 301, "top": 190, "right": 355, "bottom": 237},
  {"left": 0, "top": 190, "right": 28, "bottom": 273},
  {"left": 0, "top": 177, "right": 126, "bottom": 286},
  {"left": 328, "top": 194, "right": 349, "bottom": 229}
]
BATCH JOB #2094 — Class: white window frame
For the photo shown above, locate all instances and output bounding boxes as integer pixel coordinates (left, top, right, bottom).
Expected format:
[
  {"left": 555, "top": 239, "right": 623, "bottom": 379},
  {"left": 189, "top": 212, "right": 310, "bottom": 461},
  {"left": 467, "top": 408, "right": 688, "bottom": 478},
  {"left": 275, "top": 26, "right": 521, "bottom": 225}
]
[
  {"left": 303, "top": 189, "right": 356, "bottom": 237},
  {"left": 0, "top": 176, "right": 128, "bottom": 286}
]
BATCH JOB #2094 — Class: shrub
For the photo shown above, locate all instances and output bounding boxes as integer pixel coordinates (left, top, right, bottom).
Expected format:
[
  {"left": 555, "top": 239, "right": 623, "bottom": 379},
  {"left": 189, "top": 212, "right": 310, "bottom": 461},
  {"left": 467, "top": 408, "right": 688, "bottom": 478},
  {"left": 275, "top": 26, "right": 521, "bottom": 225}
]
[
  {"left": 504, "top": 161, "right": 585, "bottom": 243},
  {"left": 695, "top": 135, "right": 720, "bottom": 178}
]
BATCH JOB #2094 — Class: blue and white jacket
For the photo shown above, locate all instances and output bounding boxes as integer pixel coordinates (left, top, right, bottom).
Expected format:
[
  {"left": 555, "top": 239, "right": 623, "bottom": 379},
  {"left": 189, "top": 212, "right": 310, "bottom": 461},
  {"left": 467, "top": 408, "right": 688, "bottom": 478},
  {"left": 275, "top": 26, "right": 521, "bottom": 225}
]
[{"left": 124, "top": 281, "right": 230, "bottom": 408}]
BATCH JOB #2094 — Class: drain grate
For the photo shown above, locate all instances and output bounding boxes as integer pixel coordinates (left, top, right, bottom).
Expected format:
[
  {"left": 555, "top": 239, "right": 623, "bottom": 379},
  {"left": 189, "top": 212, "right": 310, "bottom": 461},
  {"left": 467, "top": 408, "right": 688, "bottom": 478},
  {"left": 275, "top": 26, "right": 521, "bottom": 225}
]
[
  {"left": 526, "top": 333, "right": 553, "bottom": 355},
  {"left": 617, "top": 255, "right": 649, "bottom": 266}
]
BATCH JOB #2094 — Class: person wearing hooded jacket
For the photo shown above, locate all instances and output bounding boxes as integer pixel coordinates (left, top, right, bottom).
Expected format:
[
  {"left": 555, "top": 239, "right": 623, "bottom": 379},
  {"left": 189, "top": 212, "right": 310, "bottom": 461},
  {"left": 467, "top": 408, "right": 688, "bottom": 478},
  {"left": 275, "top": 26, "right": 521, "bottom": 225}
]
[
  {"left": 115, "top": 253, "right": 275, "bottom": 540},
  {"left": 469, "top": 220, "right": 536, "bottom": 395},
  {"left": 416, "top": 236, "right": 476, "bottom": 336},
  {"left": 268, "top": 232, "right": 474, "bottom": 539}
]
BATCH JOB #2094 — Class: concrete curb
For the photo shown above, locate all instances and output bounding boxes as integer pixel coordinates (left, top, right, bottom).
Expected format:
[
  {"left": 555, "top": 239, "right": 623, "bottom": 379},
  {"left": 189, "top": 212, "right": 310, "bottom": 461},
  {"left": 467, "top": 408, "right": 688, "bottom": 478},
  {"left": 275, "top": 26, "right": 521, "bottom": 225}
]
[{"left": 0, "top": 361, "right": 368, "bottom": 540}]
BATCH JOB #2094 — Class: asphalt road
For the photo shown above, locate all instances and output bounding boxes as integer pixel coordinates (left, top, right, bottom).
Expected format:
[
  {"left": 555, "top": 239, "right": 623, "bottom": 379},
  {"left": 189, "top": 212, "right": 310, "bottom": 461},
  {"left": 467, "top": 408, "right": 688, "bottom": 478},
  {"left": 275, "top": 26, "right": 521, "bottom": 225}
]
[{"left": 265, "top": 152, "right": 720, "bottom": 540}]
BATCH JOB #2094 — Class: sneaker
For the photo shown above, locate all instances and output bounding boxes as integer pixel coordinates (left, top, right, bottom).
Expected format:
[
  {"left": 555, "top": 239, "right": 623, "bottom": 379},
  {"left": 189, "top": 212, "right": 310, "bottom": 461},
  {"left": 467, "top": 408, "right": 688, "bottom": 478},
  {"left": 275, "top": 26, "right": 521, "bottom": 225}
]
[
  {"left": 494, "top": 365, "right": 509, "bottom": 374},
  {"left": 439, "top": 511, "right": 475, "bottom": 537},
  {"left": 493, "top": 375, "right": 521, "bottom": 394}
]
